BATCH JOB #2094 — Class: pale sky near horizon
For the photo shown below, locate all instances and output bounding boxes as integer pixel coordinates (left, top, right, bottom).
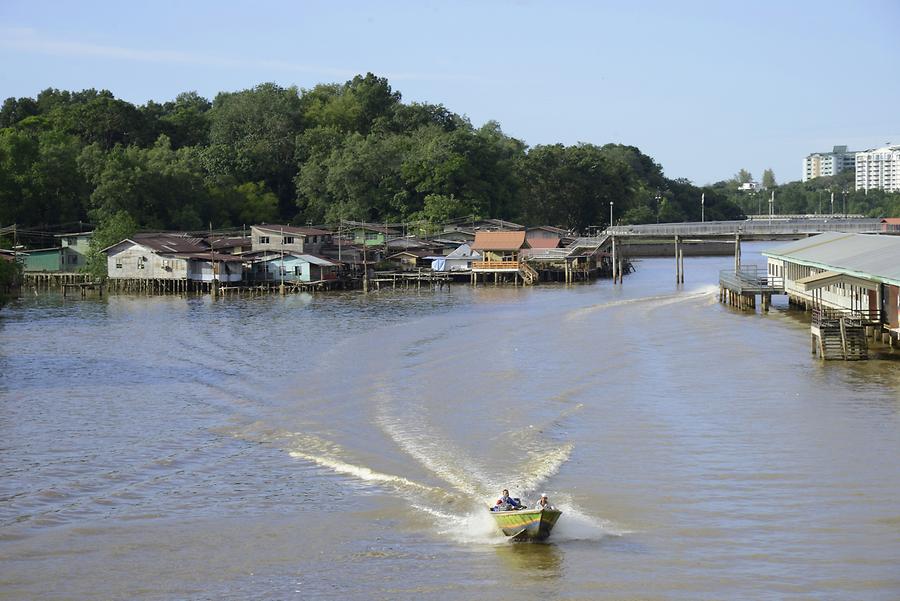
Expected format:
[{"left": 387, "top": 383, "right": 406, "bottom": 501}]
[{"left": 1, "top": 0, "right": 898, "bottom": 185}]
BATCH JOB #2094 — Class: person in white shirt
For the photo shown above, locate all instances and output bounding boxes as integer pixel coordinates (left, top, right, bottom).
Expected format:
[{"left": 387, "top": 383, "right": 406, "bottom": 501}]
[{"left": 536, "top": 493, "right": 554, "bottom": 510}]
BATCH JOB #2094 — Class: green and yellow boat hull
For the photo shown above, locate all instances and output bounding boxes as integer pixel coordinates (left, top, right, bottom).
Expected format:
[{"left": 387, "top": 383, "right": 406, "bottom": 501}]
[{"left": 490, "top": 508, "right": 562, "bottom": 541}]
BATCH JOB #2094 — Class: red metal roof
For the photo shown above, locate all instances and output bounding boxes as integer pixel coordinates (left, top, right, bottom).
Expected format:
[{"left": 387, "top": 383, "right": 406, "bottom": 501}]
[
  {"left": 527, "top": 237, "right": 561, "bottom": 249},
  {"left": 471, "top": 231, "right": 529, "bottom": 251}
]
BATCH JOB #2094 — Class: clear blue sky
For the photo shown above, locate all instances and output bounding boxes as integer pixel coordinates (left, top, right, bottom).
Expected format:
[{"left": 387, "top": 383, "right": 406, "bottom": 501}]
[{"left": 1, "top": 0, "right": 898, "bottom": 185}]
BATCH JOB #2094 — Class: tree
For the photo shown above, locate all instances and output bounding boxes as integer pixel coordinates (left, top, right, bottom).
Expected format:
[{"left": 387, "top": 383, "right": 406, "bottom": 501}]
[
  {"left": 621, "top": 205, "right": 656, "bottom": 224},
  {"left": 300, "top": 73, "right": 402, "bottom": 136},
  {"left": 412, "top": 193, "right": 478, "bottom": 224},
  {"left": 208, "top": 83, "right": 303, "bottom": 214},
  {"left": 657, "top": 197, "right": 686, "bottom": 222},
  {"left": 57, "top": 91, "right": 149, "bottom": 149},
  {"left": 78, "top": 135, "right": 210, "bottom": 229},
  {"left": 0, "top": 126, "right": 89, "bottom": 226},
  {"left": 0, "top": 96, "right": 39, "bottom": 128},
  {"left": 0, "top": 257, "right": 23, "bottom": 308},
  {"left": 84, "top": 210, "right": 138, "bottom": 278},
  {"left": 762, "top": 168, "right": 776, "bottom": 189},
  {"left": 734, "top": 169, "right": 753, "bottom": 184}
]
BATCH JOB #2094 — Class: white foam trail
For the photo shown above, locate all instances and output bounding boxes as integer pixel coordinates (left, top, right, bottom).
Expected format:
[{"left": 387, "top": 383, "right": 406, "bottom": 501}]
[
  {"left": 411, "top": 504, "right": 508, "bottom": 544},
  {"left": 371, "top": 375, "right": 496, "bottom": 497},
  {"left": 376, "top": 414, "right": 489, "bottom": 495},
  {"left": 566, "top": 288, "right": 716, "bottom": 321},
  {"left": 281, "top": 432, "right": 625, "bottom": 546},
  {"left": 287, "top": 449, "right": 438, "bottom": 494},
  {"left": 511, "top": 443, "right": 573, "bottom": 499}
]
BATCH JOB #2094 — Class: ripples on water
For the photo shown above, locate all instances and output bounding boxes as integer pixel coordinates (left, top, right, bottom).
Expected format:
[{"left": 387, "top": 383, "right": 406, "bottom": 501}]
[{"left": 2, "top": 245, "right": 900, "bottom": 600}]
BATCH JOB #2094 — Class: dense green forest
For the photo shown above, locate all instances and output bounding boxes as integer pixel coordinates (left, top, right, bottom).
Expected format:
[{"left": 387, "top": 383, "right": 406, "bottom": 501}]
[
  {"left": 0, "top": 74, "right": 746, "bottom": 236},
  {"left": 1, "top": 73, "right": 897, "bottom": 244}
]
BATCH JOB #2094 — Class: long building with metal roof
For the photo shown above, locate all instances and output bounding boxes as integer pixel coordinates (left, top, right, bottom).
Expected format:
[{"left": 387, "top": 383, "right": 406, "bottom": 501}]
[{"left": 762, "top": 232, "right": 900, "bottom": 330}]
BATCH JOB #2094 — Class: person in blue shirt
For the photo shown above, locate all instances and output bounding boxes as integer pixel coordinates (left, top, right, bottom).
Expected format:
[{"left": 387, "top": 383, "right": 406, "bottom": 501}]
[{"left": 493, "top": 488, "right": 523, "bottom": 511}]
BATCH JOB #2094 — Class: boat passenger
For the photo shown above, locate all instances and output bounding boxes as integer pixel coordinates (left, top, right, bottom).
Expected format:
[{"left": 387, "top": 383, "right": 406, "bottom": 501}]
[
  {"left": 494, "top": 489, "right": 523, "bottom": 511},
  {"left": 536, "top": 493, "right": 554, "bottom": 510}
]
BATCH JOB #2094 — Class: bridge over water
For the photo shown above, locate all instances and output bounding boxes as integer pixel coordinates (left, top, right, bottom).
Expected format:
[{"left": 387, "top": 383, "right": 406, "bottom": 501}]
[{"left": 606, "top": 216, "right": 888, "bottom": 239}]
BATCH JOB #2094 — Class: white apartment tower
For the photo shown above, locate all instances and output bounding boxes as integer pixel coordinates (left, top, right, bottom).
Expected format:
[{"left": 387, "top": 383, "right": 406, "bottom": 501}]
[
  {"left": 802, "top": 145, "right": 856, "bottom": 182},
  {"left": 855, "top": 144, "right": 900, "bottom": 193}
]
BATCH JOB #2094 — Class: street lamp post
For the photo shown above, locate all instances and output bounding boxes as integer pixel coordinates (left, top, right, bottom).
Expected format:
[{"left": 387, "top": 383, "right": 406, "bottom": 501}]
[
  {"left": 654, "top": 191, "right": 661, "bottom": 223},
  {"left": 701, "top": 192, "right": 705, "bottom": 223},
  {"left": 831, "top": 191, "right": 835, "bottom": 215},
  {"left": 609, "top": 201, "right": 614, "bottom": 229},
  {"left": 842, "top": 188, "right": 847, "bottom": 217}
]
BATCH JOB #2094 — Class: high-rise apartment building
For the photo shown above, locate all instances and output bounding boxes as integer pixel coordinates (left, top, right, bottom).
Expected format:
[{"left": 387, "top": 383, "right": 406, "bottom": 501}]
[
  {"left": 802, "top": 145, "right": 856, "bottom": 182},
  {"left": 855, "top": 144, "right": 900, "bottom": 193}
]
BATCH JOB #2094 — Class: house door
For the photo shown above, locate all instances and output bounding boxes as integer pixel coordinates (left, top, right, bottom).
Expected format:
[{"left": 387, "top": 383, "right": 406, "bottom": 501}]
[
  {"left": 884, "top": 284, "right": 900, "bottom": 328},
  {"left": 868, "top": 288, "right": 878, "bottom": 319}
]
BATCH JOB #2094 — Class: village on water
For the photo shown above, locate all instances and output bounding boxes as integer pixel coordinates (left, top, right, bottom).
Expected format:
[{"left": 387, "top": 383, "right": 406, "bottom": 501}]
[{"left": 3, "top": 214, "right": 900, "bottom": 361}]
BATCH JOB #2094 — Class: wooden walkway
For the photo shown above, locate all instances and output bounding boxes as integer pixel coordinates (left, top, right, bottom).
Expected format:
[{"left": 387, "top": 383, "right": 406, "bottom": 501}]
[{"left": 719, "top": 266, "right": 784, "bottom": 311}]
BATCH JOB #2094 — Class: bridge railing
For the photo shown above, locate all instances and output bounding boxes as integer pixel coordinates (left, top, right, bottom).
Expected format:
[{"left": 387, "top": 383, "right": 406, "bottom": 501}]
[
  {"left": 719, "top": 266, "right": 784, "bottom": 293},
  {"left": 606, "top": 218, "right": 882, "bottom": 237}
]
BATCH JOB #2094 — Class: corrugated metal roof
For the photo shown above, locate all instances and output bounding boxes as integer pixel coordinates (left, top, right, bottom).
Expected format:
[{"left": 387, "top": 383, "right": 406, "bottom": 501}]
[
  {"left": 445, "top": 243, "right": 478, "bottom": 259},
  {"left": 254, "top": 224, "right": 333, "bottom": 236},
  {"left": 249, "top": 251, "right": 337, "bottom": 266},
  {"left": 763, "top": 232, "right": 900, "bottom": 284},
  {"left": 471, "top": 231, "right": 528, "bottom": 251},
  {"left": 527, "top": 238, "right": 561, "bottom": 249},
  {"left": 132, "top": 233, "right": 208, "bottom": 253},
  {"left": 180, "top": 252, "right": 244, "bottom": 262},
  {"left": 527, "top": 225, "right": 568, "bottom": 235}
]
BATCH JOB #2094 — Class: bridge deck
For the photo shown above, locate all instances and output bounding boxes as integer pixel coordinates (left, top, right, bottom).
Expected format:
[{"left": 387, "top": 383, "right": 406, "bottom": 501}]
[{"left": 607, "top": 218, "right": 884, "bottom": 238}]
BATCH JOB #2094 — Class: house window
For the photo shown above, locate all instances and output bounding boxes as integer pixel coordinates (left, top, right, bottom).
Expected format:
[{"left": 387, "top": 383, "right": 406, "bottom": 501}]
[
  {"left": 259, "top": 236, "right": 270, "bottom": 244},
  {"left": 294, "top": 266, "right": 302, "bottom": 276},
  {"left": 115, "top": 261, "right": 123, "bottom": 269},
  {"left": 284, "top": 236, "right": 294, "bottom": 244},
  {"left": 366, "top": 232, "right": 378, "bottom": 241}
]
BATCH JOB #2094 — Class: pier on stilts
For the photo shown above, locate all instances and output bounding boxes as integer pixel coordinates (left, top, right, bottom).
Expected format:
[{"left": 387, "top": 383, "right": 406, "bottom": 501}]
[
  {"left": 718, "top": 234, "right": 784, "bottom": 313},
  {"left": 370, "top": 270, "right": 451, "bottom": 291}
]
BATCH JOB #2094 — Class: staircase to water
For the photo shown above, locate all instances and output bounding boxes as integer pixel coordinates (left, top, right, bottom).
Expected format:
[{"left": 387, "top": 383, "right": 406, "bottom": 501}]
[
  {"left": 812, "top": 310, "right": 869, "bottom": 361},
  {"left": 519, "top": 262, "right": 538, "bottom": 285}
]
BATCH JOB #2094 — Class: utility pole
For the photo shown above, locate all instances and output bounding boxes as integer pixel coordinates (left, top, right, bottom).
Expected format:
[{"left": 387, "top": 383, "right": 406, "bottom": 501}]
[
  {"left": 279, "top": 226, "right": 285, "bottom": 295},
  {"left": 362, "top": 240, "right": 369, "bottom": 293},
  {"left": 701, "top": 192, "right": 705, "bottom": 223},
  {"left": 338, "top": 218, "right": 342, "bottom": 263},
  {"left": 210, "top": 222, "right": 218, "bottom": 298}
]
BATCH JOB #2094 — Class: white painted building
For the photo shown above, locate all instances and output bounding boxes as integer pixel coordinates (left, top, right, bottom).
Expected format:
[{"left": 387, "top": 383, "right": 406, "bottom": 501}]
[
  {"left": 854, "top": 144, "right": 900, "bottom": 193},
  {"left": 103, "top": 234, "right": 243, "bottom": 282},
  {"left": 802, "top": 145, "right": 856, "bottom": 182},
  {"left": 762, "top": 232, "right": 900, "bottom": 331}
]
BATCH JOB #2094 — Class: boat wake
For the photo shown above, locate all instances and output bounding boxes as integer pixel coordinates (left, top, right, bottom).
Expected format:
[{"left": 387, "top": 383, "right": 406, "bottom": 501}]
[
  {"left": 230, "top": 424, "right": 623, "bottom": 546},
  {"left": 565, "top": 287, "right": 717, "bottom": 321}
]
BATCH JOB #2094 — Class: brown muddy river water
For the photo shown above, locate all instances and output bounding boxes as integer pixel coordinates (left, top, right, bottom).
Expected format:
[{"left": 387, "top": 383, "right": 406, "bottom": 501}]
[{"left": 2, "top": 244, "right": 900, "bottom": 600}]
